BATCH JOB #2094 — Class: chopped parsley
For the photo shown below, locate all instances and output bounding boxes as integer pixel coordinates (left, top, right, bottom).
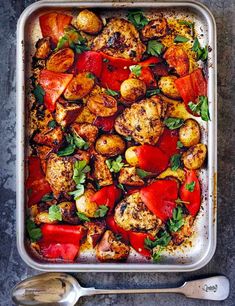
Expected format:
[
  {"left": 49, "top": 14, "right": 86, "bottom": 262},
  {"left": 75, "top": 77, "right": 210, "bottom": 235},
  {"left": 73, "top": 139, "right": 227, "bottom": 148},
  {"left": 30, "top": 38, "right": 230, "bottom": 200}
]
[
  {"left": 170, "top": 154, "right": 182, "bottom": 171},
  {"left": 136, "top": 168, "right": 152, "bottom": 178},
  {"left": 127, "top": 10, "right": 149, "bottom": 30},
  {"left": 48, "top": 120, "right": 56, "bottom": 129},
  {"left": 57, "top": 133, "right": 89, "bottom": 157},
  {"left": 146, "top": 88, "right": 161, "bottom": 98},
  {"left": 185, "top": 181, "right": 196, "bottom": 192},
  {"left": 33, "top": 84, "right": 45, "bottom": 105},
  {"left": 177, "top": 141, "right": 184, "bottom": 149},
  {"left": 167, "top": 207, "right": 184, "bottom": 232},
  {"left": 106, "top": 155, "right": 124, "bottom": 173},
  {"left": 129, "top": 64, "right": 142, "bottom": 77},
  {"left": 48, "top": 205, "right": 62, "bottom": 221},
  {"left": 105, "top": 88, "right": 119, "bottom": 97},
  {"left": 26, "top": 219, "right": 42, "bottom": 242},
  {"left": 77, "top": 211, "right": 90, "bottom": 222},
  {"left": 174, "top": 35, "right": 189, "bottom": 43},
  {"left": 164, "top": 117, "right": 184, "bottom": 130},
  {"left": 147, "top": 40, "right": 164, "bottom": 56},
  {"left": 192, "top": 38, "right": 208, "bottom": 61},
  {"left": 41, "top": 193, "right": 54, "bottom": 202},
  {"left": 188, "top": 96, "right": 210, "bottom": 121},
  {"left": 145, "top": 231, "right": 171, "bottom": 249},
  {"left": 94, "top": 205, "right": 109, "bottom": 218}
]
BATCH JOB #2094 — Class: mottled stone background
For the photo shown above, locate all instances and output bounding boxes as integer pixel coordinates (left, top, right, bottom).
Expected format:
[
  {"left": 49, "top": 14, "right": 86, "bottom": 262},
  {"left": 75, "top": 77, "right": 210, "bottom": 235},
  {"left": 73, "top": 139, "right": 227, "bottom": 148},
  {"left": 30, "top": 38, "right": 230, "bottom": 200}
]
[{"left": 0, "top": 0, "right": 234, "bottom": 305}]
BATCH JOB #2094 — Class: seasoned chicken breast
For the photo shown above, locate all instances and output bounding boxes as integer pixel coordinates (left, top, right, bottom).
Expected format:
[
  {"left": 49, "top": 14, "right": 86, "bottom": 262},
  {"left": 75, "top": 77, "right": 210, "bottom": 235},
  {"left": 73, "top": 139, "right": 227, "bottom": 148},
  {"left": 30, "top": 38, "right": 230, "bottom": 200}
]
[
  {"left": 114, "top": 192, "right": 162, "bottom": 235},
  {"left": 96, "top": 230, "right": 130, "bottom": 262},
  {"left": 115, "top": 96, "right": 166, "bottom": 145},
  {"left": 92, "top": 18, "right": 146, "bottom": 61},
  {"left": 93, "top": 154, "right": 113, "bottom": 186},
  {"left": 46, "top": 153, "right": 76, "bottom": 198}
]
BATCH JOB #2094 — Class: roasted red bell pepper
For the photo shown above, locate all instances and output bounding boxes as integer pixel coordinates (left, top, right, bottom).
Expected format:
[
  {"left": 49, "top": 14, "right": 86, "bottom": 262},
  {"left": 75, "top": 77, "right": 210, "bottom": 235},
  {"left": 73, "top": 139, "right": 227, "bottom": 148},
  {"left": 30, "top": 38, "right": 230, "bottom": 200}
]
[
  {"left": 136, "top": 145, "right": 169, "bottom": 173},
  {"left": 106, "top": 215, "right": 129, "bottom": 242},
  {"left": 129, "top": 232, "right": 154, "bottom": 258},
  {"left": 91, "top": 185, "right": 121, "bottom": 212},
  {"left": 41, "top": 224, "right": 86, "bottom": 244},
  {"left": 157, "top": 128, "right": 179, "bottom": 158},
  {"left": 152, "top": 62, "right": 169, "bottom": 77},
  {"left": 140, "top": 180, "right": 179, "bottom": 221},
  {"left": 39, "top": 13, "right": 72, "bottom": 45},
  {"left": 93, "top": 116, "right": 115, "bottom": 132},
  {"left": 190, "top": 68, "right": 207, "bottom": 97},
  {"left": 26, "top": 156, "right": 51, "bottom": 206},
  {"left": 163, "top": 45, "right": 189, "bottom": 77},
  {"left": 38, "top": 70, "right": 73, "bottom": 112},
  {"left": 39, "top": 242, "right": 79, "bottom": 261},
  {"left": 76, "top": 51, "right": 103, "bottom": 77},
  {"left": 100, "top": 53, "right": 134, "bottom": 91},
  {"left": 179, "top": 170, "right": 201, "bottom": 217}
]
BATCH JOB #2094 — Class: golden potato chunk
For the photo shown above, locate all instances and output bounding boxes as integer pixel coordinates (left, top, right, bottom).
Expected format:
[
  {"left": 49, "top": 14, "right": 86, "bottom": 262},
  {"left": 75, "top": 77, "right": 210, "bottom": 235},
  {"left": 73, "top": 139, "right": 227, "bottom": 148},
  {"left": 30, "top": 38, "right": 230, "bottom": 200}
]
[
  {"left": 93, "top": 155, "right": 113, "bottom": 186},
  {"left": 125, "top": 146, "right": 139, "bottom": 167},
  {"left": 179, "top": 119, "right": 201, "bottom": 147},
  {"left": 141, "top": 17, "right": 168, "bottom": 41},
  {"left": 77, "top": 9, "right": 103, "bottom": 34},
  {"left": 158, "top": 75, "right": 181, "bottom": 99},
  {"left": 35, "top": 212, "right": 57, "bottom": 225},
  {"left": 182, "top": 143, "right": 207, "bottom": 170},
  {"left": 46, "top": 48, "right": 74, "bottom": 73},
  {"left": 76, "top": 189, "right": 98, "bottom": 218},
  {"left": 64, "top": 72, "right": 95, "bottom": 100},
  {"left": 95, "top": 134, "right": 126, "bottom": 157},
  {"left": 84, "top": 221, "right": 106, "bottom": 247},
  {"left": 75, "top": 106, "right": 96, "bottom": 124},
  {"left": 87, "top": 93, "right": 117, "bottom": 117},
  {"left": 120, "top": 78, "right": 146, "bottom": 102},
  {"left": 35, "top": 37, "right": 51, "bottom": 59}
]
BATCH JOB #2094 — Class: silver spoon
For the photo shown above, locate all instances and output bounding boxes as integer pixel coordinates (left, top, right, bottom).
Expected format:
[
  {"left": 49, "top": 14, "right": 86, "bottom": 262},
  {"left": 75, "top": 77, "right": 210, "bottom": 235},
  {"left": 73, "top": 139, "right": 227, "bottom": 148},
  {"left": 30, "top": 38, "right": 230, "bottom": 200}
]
[{"left": 12, "top": 273, "right": 230, "bottom": 305}]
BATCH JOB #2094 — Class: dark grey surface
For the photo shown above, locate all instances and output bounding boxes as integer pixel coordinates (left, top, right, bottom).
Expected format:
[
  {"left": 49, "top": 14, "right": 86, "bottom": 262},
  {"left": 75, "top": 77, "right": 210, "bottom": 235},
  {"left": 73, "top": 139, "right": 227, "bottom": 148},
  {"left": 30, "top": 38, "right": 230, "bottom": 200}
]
[{"left": 0, "top": 0, "right": 234, "bottom": 305}]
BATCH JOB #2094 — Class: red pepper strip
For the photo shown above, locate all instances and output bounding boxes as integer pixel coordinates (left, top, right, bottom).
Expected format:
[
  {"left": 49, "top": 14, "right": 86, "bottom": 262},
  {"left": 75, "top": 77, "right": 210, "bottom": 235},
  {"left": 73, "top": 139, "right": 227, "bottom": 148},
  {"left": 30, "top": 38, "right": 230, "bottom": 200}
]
[
  {"left": 179, "top": 170, "right": 201, "bottom": 217},
  {"left": 129, "top": 232, "right": 154, "bottom": 258},
  {"left": 140, "top": 180, "right": 179, "bottom": 221},
  {"left": 26, "top": 157, "right": 51, "bottom": 206},
  {"left": 41, "top": 224, "right": 86, "bottom": 245},
  {"left": 38, "top": 70, "right": 73, "bottom": 112},
  {"left": 39, "top": 242, "right": 79, "bottom": 261},
  {"left": 157, "top": 128, "right": 179, "bottom": 158},
  {"left": 100, "top": 53, "right": 135, "bottom": 91},
  {"left": 139, "top": 57, "right": 162, "bottom": 67},
  {"left": 106, "top": 215, "right": 129, "bottom": 242},
  {"left": 76, "top": 51, "right": 103, "bottom": 77},
  {"left": 39, "top": 13, "right": 72, "bottom": 46},
  {"left": 190, "top": 68, "right": 207, "bottom": 97},
  {"left": 136, "top": 145, "right": 169, "bottom": 174},
  {"left": 91, "top": 185, "right": 121, "bottom": 212}
]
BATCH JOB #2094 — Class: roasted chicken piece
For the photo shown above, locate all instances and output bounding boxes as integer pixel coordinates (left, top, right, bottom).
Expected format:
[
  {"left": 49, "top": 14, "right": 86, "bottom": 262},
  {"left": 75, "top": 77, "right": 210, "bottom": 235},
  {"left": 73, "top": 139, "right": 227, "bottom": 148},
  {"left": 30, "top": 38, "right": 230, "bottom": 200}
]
[
  {"left": 114, "top": 192, "right": 162, "bottom": 235},
  {"left": 96, "top": 230, "right": 130, "bottom": 262},
  {"left": 71, "top": 123, "right": 98, "bottom": 145},
  {"left": 58, "top": 202, "right": 80, "bottom": 224},
  {"left": 84, "top": 221, "right": 106, "bottom": 247},
  {"left": 171, "top": 215, "right": 194, "bottom": 245},
  {"left": 118, "top": 167, "right": 144, "bottom": 186},
  {"left": 55, "top": 102, "right": 82, "bottom": 128},
  {"left": 141, "top": 17, "right": 168, "bottom": 41},
  {"left": 92, "top": 18, "right": 146, "bottom": 61},
  {"left": 93, "top": 154, "right": 113, "bottom": 186},
  {"left": 46, "top": 153, "right": 76, "bottom": 198},
  {"left": 163, "top": 45, "right": 189, "bottom": 77},
  {"left": 115, "top": 96, "right": 166, "bottom": 145},
  {"left": 33, "top": 126, "right": 64, "bottom": 148},
  {"left": 34, "top": 37, "right": 51, "bottom": 59}
]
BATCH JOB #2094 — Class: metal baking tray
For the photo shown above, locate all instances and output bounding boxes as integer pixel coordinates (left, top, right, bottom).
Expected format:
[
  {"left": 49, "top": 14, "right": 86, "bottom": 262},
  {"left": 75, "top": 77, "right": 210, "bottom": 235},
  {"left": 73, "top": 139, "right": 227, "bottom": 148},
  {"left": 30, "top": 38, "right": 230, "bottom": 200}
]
[{"left": 16, "top": 0, "right": 217, "bottom": 272}]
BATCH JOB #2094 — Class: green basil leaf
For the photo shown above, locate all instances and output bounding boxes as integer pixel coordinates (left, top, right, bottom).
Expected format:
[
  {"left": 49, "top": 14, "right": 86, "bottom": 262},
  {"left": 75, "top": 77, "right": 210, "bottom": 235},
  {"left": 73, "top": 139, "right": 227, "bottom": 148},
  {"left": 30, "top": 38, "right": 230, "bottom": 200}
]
[
  {"left": 164, "top": 117, "right": 184, "bottom": 130},
  {"left": 127, "top": 10, "right": 149, "bottom": 30},
  {"left": 105, "top": 88, "right": 119, "bottom": 97},
  {"left": 200, "top": 96, "right": 210, "bottom": 121},
  {"left": 177, "top": 141, "right": 184, "bottom": 149},
  {"left": 57, "top": 144, "right": 75, "bottom": 157},
  {"left": 77, "top": 211, "right": 90, "bottom": 222},
  {"left": 106, "top": 155, "right": 124, "bottom": 173},
  {"left": 94, "top": 205, "right": 109, "bottom": 218},
  {"left": 48, "top": 205, "right": 62, "bottom": 221},
  {"left": 41, "top": 193, "right": 54, "bottom": 202},
  {"left": 178, "top": 20, "right": 194, "bottom": 29},
  {"left": 170, "top": 154, "right": 182, "bottom": 171},
  {"left": 186, "top": 181, "right": 196, "bottom": 192},
  {"left": 146, "top": 88, "right": 161, "bottom": 98},
  {"left": 147, "top": 40, "right": 164, "bottom": 56},
  {"left": 174, "top": 35, "right": 190, "bottom": 43},
  {"left": 33, "top": 85, "right": 45, "bottom": 105},
  {"left": 136, "top": 168, "right": 152, "bottom": 178},
  {"left": 129, "top": 64, "right": 142, "bottom": 77},
  {"left": 26, "top": 219, "right": 42, "bottom": 242}
]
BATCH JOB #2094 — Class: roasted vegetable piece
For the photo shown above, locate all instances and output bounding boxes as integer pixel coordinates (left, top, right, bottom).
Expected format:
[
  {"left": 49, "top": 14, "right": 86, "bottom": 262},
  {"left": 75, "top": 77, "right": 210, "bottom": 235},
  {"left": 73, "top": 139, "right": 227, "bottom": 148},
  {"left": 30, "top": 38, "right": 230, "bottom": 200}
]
[
  {"left": 94, "top": 116, "right": 116, "bottom": 132},
  {"left": 120, "top": 78, "right": 146, "bottom": 102},
  {"left": 95, "top": 134, "right": 126, "bottom": 157},
  {"left": 46, "top": 48, "right": 74, "bottom": 73},
  {"left": 115, "top": 97, "right": 166, "bottom": 145},
  {"left": 91, "top": 185, "right": 121, "bottom": 212},
  {"left": 106, "top": 215, "right": 129, "bottom": 242},
  {"left": 182, "top": 143, "right": 207, "bottom": 170},
  {"left": 96, "top": 230, "right": 130, "bottom": 262},
  {"left": 87, "top": 93, "right": 117, "bottom": 117},
  {"left": 84, "top": 221, "right": 106, "bottom": 247},
  {"left": 38, "top": 70, "right": 73, "bottom": 112},
  {"left": 140, "top": 180, "right": 179, "bottom": 221},
  {"left": 93, "top": 155, "right": 113, "bottom": 186},
  {"left": 158, "top": 75, "right": 181, "bottom": 99},
  {"left": 157, "top": 128, "right": 179, "bottom": 158},
  {"left": 92, "top": 18, "right": 146, "bottom": 62},
  {"left": 33, "top": 126, "right": 64, "bottom": 147},
  {"left": 72, "top": 123, "right": 98, "bottom": 145},
  {"left": 77, "top": 9, "right": 103, "bottom": 34},
  {"left": 39, "top": 242, "right": 79, "bottom": 261},
  {"left": 76, "top": 51, "right": 103, "bottom": 77},
  {"left": 55, "top": 102, "right": 81, "bottom": 127},
  {"left": 75, "top": 189, "right": 99, "bottom": 218},
  {"left": 157, "top": 167, "right": 186, "bottom": 183},
  {"left": 114, "top": 192, "right": 162, "bottom": 235},
  {"left": 125, "top": 146, "right": 139, "bottom": 167},
  {"left": 26, "top": 157, "right": 52, "bottom": 206},
  {"left": 58, "top": 202, "right": 80, "bottom": 224},
  {"left": 179, "top": 119, "right": 200, "bottom": 147},
  {"left": 39, "top": 13, "right": 72, "bottom": 45},
  {"left": 179, "top": 170, "right": 201, "bottom": 217},
  {"left": 75, "top": 106, "right": 96, "bottom": 124},
  {"left": 46, "top": 153, "right": 76, "bottom": 198},
  {"left": 163, "top": 45, "right": 189, "bottom": 76},
  {"left": 171, "top": 215, "right": 194, "bottom": 245},
  {"left": 63, "top": 72, "right": 95, "bottom": 101},
  {"left": 35, "top": 212, "right": 57, "bottom": 225},
  {"left": 34, "top": 37, "right": 51, "bottom": 59},
  {"left": 129, "top": 231, "right": 153, "bottom": 258},
  {"left": 141, "top": 17, "right": 168, "bottom": 40},
  {"left": 118, "top": 167, "right": 144, "bottom": 186}
]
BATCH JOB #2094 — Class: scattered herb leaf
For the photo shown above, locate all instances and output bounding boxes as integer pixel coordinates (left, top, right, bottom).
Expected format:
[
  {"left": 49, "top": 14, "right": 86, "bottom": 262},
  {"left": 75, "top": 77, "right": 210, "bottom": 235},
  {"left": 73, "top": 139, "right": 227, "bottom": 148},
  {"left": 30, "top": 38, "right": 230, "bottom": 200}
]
[
  {"left": 57, "top": 144, "right": 76, "bottom": 157},
  {"left": 178, "top": 20, "right": 194, "bottom": 29},
  {"left": 174, "top": 35, "right": 189, "bottom": 43},
  {"left": 103, "top": 58, "right": 109, "bottom": 63},
  {"left": 106, "top": 155, "right": 124, "bottom": 173},
  {"left": 105, "top": 88, "right": 119, "bottom": 97},
  {"left": 129, "top": 64, "right": 142, "bottom": 77},
  {"left": 170, "top": 154, "right": 182, "bottom": 171},
  {"left": 26, "top": 219, "right": 42, "bottom": 242},
  {"left": 86, "top": 72, "right": 95, "bottom": 80},
  {"left": 77, "top": 211, "right": 90, "bottom": 222},
  {"left": 57, "top": 133, "right": 89, "bottom": 156},
  {"left": 124, "top": 136, "right": 132, "bottom": 141},
  {"left": 33, "top": 85, "right": 45, "bottom": 105},
  {"left": 192, "top": 38, "right": 208, "bottom": 61},
  {"left": 48, "top": 205, "right": 62, "bottom": 221},
  {"left": 48, "top": 120, "right": 56, "bottom": 129},
  {"left": 164, "top": 117, "right": 184, "bottom": 130},
  {"left": 136, "top": 168, "right": 152, "bottom": 178},
  {"left": 167, "top": 207, "right": 184, "bottom": 232},
  {"left": 188, "top": 96, "right": 210, "bottom": 121},
  {"left": 94, "top": 205, "right": 109, "bottom": 218},
  {"left": 145, "top": 231, "right": 171, "bottom": 249},
  {"left": 146, "top": 88, "right": 161, "bottom": 98},
  {"left": 41, "top": 193, "right": 54, "bottom": 202},
  {"left": 127, "top": 10, "right": 149, "bottom": 30},
  {"left": 177, "top": 141, "right": 184, "bottom": 149},
  {"left": 69, "top": 184, "right": 85, "bottom": 200},
  {"left": 185, "top": 181, "right": 196, "bottom": 192},
  {"left": 117, "top": 183, "right": 126, "bottom": 192},
  {"left": 147, "top": 40, "right": 164, "bottom": 56},
  {"left": 152, "top": 246, "right": 164, "bottom": 262}
]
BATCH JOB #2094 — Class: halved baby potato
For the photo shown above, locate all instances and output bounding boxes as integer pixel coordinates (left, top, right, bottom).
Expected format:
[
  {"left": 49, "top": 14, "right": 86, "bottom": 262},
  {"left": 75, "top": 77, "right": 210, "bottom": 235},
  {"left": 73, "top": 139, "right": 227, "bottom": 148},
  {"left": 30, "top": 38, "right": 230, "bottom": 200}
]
[
  {"left": 182, "top": 143, "right": 207, "bottom": 170},
  {"left": 46, "top": 48, "right": 74, "bottom": 72},
  {"left": 77, "top": 9, "right": 103, "bottom": 34},
  {"left": 76, "top": 189, "right": 98, "bottom": 218},
  {"left": 120, "top": 78, "right": 146, "bottom": 102},
  {"left": 87, "top": 93, "right": 117, "bottom": 117},
  {"left": 179, "top": 119, "right": 200, "bottom": 147},
  {"left": 158, "top": 75, "right": 181, "bottom": 99},
  {"left": 125, "top": 146, "right": 139, "bottom": 167},
  {"left": 95, "top": 134, "right": 126, "bottom": 157}
]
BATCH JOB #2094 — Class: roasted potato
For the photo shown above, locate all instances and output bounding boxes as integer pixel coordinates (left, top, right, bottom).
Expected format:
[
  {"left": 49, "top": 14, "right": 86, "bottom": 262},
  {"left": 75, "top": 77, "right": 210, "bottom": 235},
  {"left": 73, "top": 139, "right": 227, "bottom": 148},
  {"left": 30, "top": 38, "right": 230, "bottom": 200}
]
[
  {"left": 35, "top": 212, "right": 57, "bottom": 225},
  {"left": 158, "top": 75, "right": 181, "bottom": 99},
  {"left": 163, "top": 45, "right": 189, "bottom": 77},
  {"left": 55, "top": 102, "right": 82, "bottom": 127},
  {"left": 141, "top": 17, "right": 168, "bottom": 40},
  {"left": 46, "top": 48, "right": 74, "bottom": 73},
  {"left": 77, "top": 9, "right": 103, "bottom": 34},
  {"left": 179, "top": 119, "right": 200, "bottom": 147},
  {"left": 34, "top": 37, "right": 51, "bottom": 59},
  {"left": 75, "top": 106, "right": 96, "bottom": 124},
  {"left": 95, "top": 134, "right": 126, "bottom": 157},
  {"left": 93, "top": 154, "right": 113, "bottom": 186},
  {"left": 87, "top": 93, "right": 117, "bottom": 117},
  {"left": 120, "top": 78, "right": 146, "bottom": 102},
  {"left": 157, "top": 167, "right": 186, "bottom": 183},
  {"left": 125, "top": 146, "right": 139, "bottom": 167},
  {"left": 182, "top": 143, "right": 207, "bottom": 170},
  {"left": 64, "top": 72, "right": 95, "bottom": 100},
  {"left": 76, "top": 189, "right": 98, "bottom": 218},
  {"left": 71, "top": 123, "right": 98, "bottom": 144}
]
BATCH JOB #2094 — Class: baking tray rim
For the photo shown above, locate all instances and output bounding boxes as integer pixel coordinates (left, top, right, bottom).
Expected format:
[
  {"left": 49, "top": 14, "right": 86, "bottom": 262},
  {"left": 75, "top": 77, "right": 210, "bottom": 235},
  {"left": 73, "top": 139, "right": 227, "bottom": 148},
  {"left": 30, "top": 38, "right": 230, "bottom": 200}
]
[{"left": 16, "top": 0, "right": 217, "bottom": 272}]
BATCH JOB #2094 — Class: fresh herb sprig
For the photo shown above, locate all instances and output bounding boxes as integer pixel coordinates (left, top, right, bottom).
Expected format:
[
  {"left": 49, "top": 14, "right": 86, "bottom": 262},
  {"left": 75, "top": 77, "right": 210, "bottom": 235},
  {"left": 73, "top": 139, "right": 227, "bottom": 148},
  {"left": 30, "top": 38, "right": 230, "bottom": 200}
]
[
  {"left": 146, "top": 88, "right": 161, "bottom": 97},
  {"left": 26, "top": 219, "right": 42, "bottom": 242},
  {"left": 147, "top": 40, "right": 164, "bottom": 56},
  {"left": 127, "top": 10, "right": 149, "bottom": 30},
  {"left": 129, "top": 64, "right": 142, "bottom": 77},
  {"left": 94, "top": 205, "right": 109, "bottom": 218},
  {"left": 167, "top": 207, "right": 184, "bottom": 232},
  {"left": 33, "top": 84, "right": 45, "bottom": 104},
  {"left": 174, "top": 35, "right": 189, "bottom": 43},
  {"left": 136, "top": 168, "right": 152, "bottom": 178},
  {"left": 192, "top": 38, "right": 208, "bottom": 61},
  {"left": 77, "top": 211, "right": 90, "bottom": 222},
  {"left": 185, "top": 181, "right": 196, "bottom": 192},
  {"left": 57, "top": 133, "right": 89, "bottom": 157},
  {"left": 170, "top": 154, "right": 182, "bottom": 171},
  {"left": 145, "top": 231, "right": 171, "bottom": 249},
  {"left": 106, "top": 155, "right": 125, "bottom": 173},
  {"left": 48, "top": 205, "right": 62, "bottom": 221},
  {"left": 164, "top": 117, "right": 184, "bottom": 130},
  {"left": 188, "top": 96, "right": 210, "bottom": 121}
]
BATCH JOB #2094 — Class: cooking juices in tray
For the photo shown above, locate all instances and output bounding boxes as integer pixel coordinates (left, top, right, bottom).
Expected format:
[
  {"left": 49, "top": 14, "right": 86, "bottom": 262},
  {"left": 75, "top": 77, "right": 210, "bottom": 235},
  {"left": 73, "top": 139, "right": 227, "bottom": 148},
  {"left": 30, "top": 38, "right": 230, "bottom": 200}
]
[{"left": 26, "top": 8, "right": 210, "bottom": 263}]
